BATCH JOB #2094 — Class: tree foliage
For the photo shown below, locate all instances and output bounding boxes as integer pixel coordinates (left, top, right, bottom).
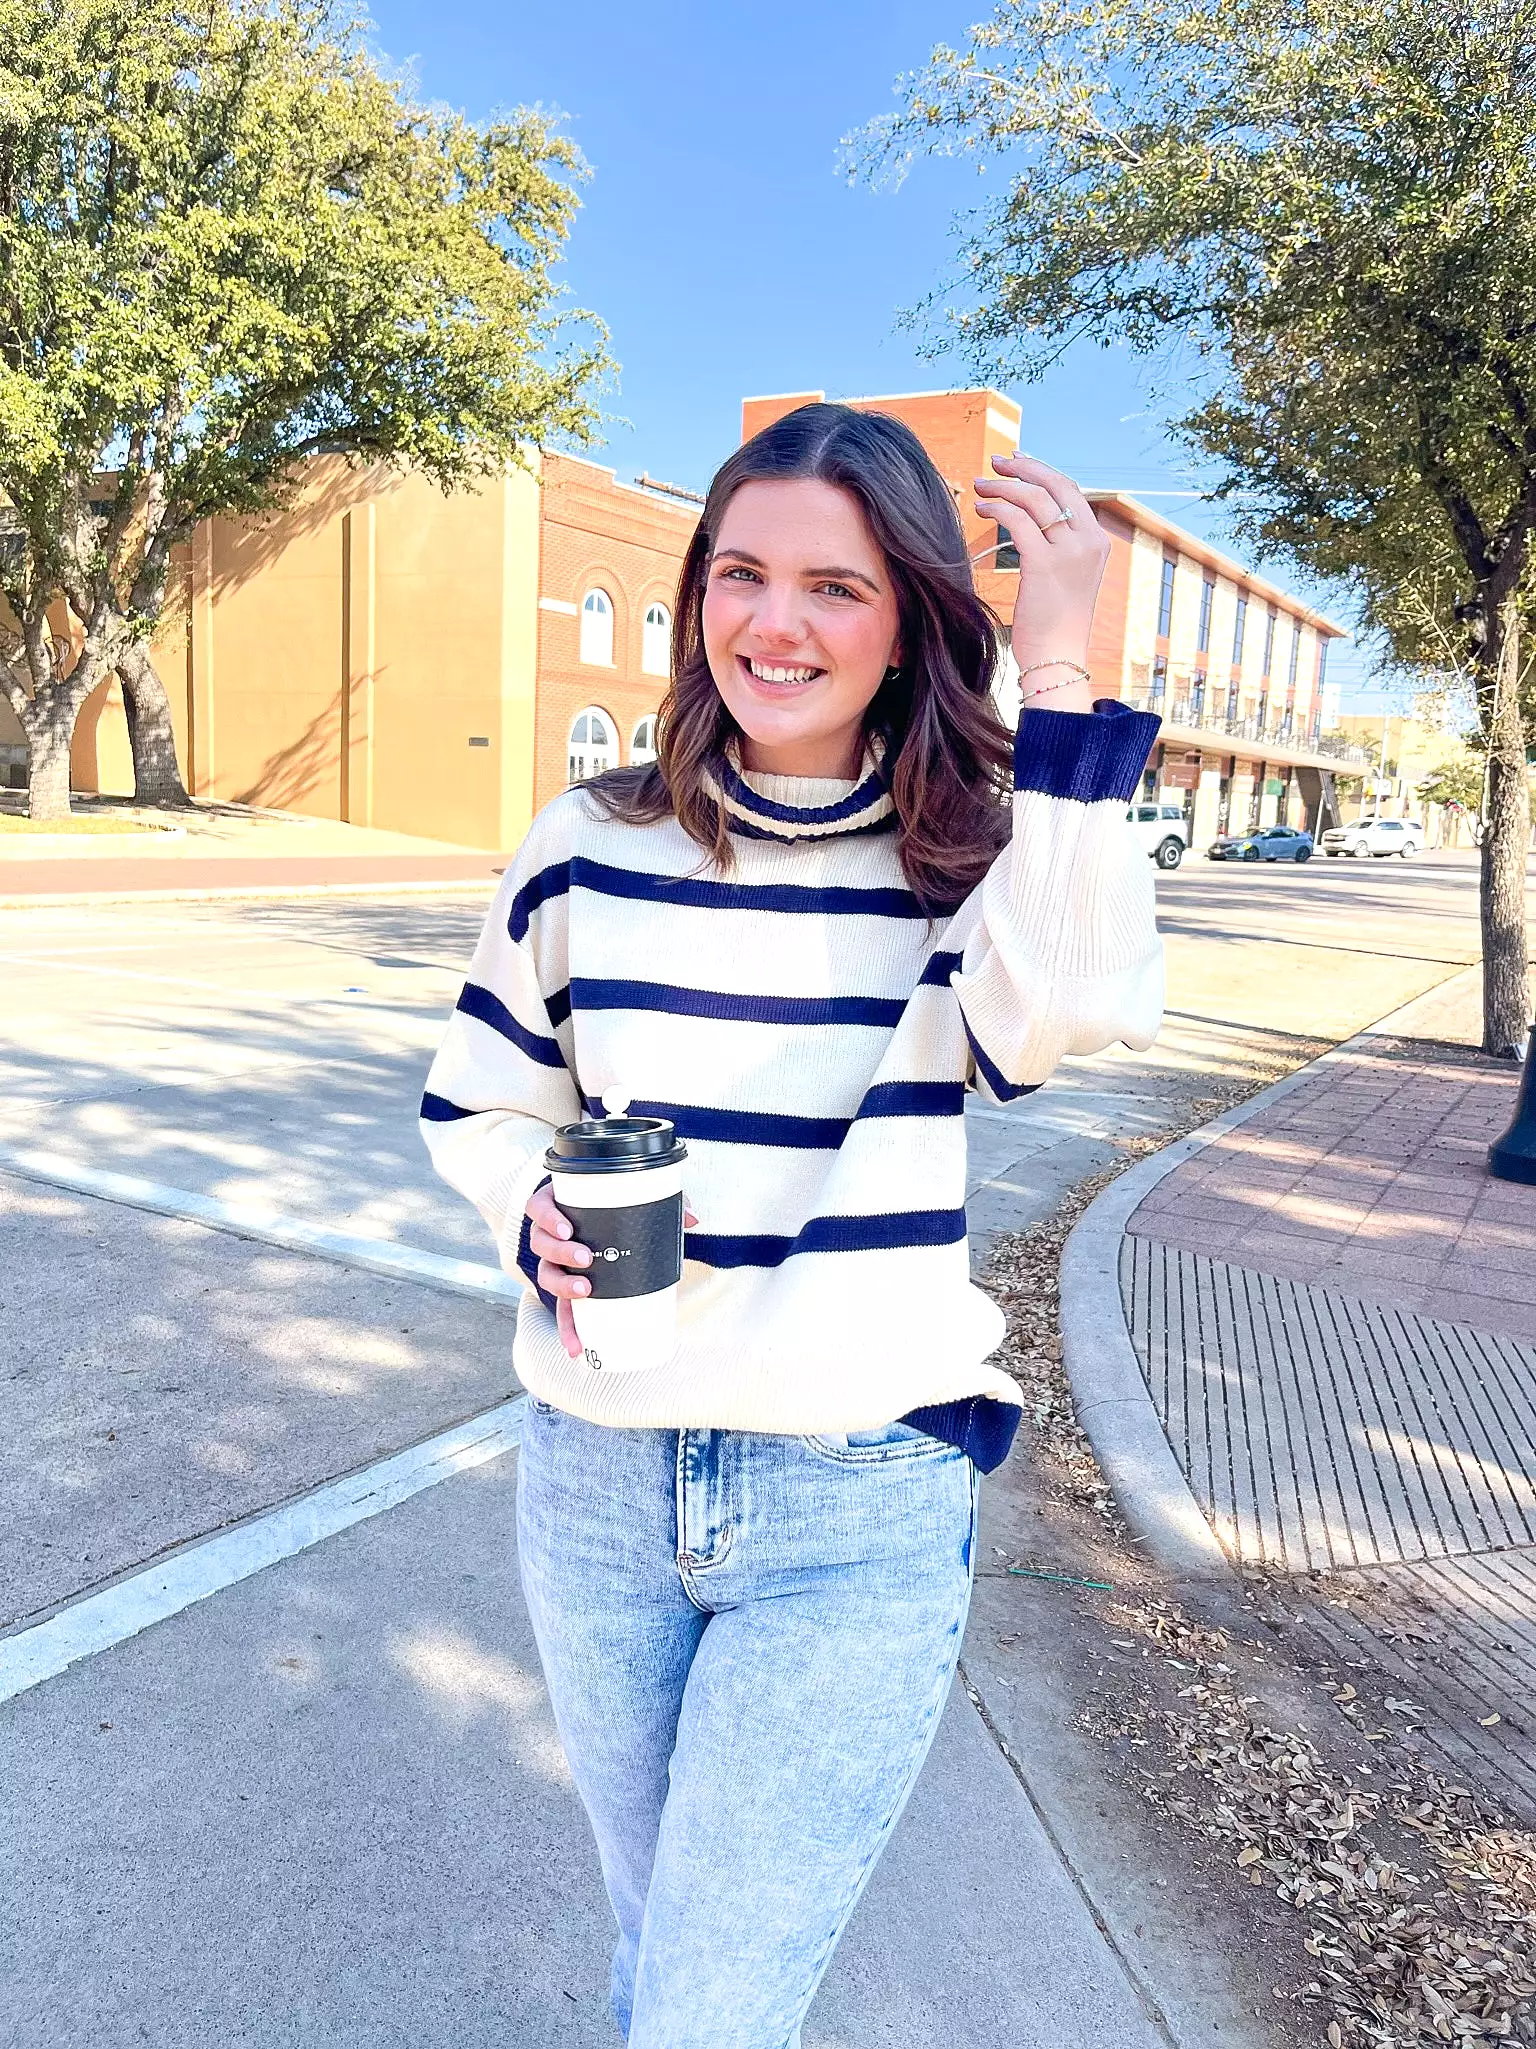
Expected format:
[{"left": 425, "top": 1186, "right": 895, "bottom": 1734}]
[
  {"left": 0, "top": 0, "right": 609, "bottom": 816},
  {"left": 856, "top": 0, "right": 1536, "bottom": 1048}
]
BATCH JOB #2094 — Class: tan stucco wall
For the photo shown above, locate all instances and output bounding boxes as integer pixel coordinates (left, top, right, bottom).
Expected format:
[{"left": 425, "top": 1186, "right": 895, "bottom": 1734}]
[{"left": 142, "top": 456, "right": 543, "bottom": 849}]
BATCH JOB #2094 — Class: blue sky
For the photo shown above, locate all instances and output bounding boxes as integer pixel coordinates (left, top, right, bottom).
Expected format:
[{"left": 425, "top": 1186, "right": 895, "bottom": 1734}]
[{"left": 366, "top": 0, "right": 1391, "bottom": 705}]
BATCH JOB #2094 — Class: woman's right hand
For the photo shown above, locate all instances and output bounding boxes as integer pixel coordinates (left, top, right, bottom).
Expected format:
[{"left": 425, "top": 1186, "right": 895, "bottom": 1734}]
[{"left": 526, "top": 1181, "right": 697, "bottom": 1359}]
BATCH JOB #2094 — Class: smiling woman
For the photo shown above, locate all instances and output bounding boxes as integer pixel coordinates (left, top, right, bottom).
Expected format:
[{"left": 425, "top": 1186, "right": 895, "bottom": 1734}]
[{"left": 420, "top": 398, "right": 1163, "bottom": 2047}]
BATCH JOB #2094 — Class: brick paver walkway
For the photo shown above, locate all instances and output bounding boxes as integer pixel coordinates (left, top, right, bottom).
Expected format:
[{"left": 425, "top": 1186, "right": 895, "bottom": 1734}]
[
  {"left": 1120, "top": 1029, "right": 1536, "bottom": 1819},
  {"left": 1127, "top": 1040, "right": 1533, "bottom": 1339}
]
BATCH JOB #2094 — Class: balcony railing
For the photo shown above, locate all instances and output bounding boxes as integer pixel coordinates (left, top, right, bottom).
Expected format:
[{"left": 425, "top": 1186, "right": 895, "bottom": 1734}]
[{"left": 1123, "top": 693, "right": 1372, "bottom": 766}]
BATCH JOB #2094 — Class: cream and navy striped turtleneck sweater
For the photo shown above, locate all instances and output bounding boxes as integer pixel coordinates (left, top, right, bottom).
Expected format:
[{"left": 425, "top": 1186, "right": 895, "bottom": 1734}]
[{"left": 422, "top": 699, "right": 1163, "bottom": 1472}]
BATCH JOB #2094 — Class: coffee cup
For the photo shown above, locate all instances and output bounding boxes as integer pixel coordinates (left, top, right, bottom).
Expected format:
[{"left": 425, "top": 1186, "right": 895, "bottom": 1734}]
[{"left": 545, "top": 1115, "right": 688, "bottom": 1374}]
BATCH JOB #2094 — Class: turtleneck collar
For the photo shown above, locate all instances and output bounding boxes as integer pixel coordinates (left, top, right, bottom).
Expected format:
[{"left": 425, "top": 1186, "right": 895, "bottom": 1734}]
[{"left": 704, "top": 735, "right": 896, "bottom": 844}]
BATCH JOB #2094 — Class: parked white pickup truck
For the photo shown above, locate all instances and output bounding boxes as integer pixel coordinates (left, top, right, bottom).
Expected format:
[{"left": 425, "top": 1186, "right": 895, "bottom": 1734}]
[
  {"left": 1126, "top": 800, "right": 1190, "bottom": 870},
  {"left": 1320, "top": 817, "right": 1424, "bottom": 858}
]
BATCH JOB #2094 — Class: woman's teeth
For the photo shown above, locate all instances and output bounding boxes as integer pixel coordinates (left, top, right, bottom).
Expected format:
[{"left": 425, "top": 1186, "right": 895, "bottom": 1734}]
[{"left": 745, "top": 657, "right": 823, "bottom": 684}]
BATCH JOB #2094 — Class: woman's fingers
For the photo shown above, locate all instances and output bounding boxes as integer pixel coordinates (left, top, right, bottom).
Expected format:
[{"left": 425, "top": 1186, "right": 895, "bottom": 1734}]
[
  {"left": 529, "top": 1222, "right": 591, "bottom": 1268},
  {"left": 537, "top": 1256, "right": 591, "bottom": 1301},
  {"left": 992, "top": 451, "right": 1098, "bottom": 526},
  {"left": 556, "top": 1297, "right": 581, "bottom": 1358}
]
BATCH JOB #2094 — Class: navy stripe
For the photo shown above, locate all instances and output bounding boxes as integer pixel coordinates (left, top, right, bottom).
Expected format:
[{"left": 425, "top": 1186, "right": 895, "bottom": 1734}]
[
  {"left": 508, "top": 861, "right": 571, "bottom": 944},
  {"left": 1014, "top": 699, "right": 1161, "bottom": 804},
  {"left": 718, "top": 761, "right": 888, "bottom": 827},
  {"left": 726, "top": 811, "right": 898, "bottom": 844},
  {"left": 900, "top": 1396, "right": 1021, "bottom": 1474},
  {"left": 590, "top": 1099, "right": 853, "bottom": 1149},
  {"left": 420, "top": 1089, "right": 474, "bottom": 1123},
  {"left": 569, "top": 855, "right": 924, "bottom": 921},
  {"left": 575, "top": 1083, "right": 966, "bottom": 1149},
  {"left": 963, "top": 1019, "right": 1043, "bottom": 1104},
  {"left": 918, "top": 949, "right": 962, "bottom": 987},
  {"left": 516, "top": 1192, "right": 559, "bottom": 1315},
  {"left": 570, "top": 978, "right": 907, "bottom": 1028},
  {"left": 856, "top": 1080, "right": 966, "bottom": 1119},
  {"left": 545, "top": 983, "right": 572, "bottom": 1027},
  {"left": 456, "top": 980, "right": 566, "bottom": 1068},
  {"left": 688, "top": 1207, "right": 967, "bottom": 1269}
]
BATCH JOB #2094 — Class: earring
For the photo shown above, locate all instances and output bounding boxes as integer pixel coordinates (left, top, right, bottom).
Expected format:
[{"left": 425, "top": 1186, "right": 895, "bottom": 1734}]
[{"left": 883, "top": 663, "right": 902, "bottom": 682}]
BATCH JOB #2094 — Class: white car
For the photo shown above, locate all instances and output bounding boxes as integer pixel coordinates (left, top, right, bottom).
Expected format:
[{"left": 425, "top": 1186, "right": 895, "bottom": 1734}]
[
  {"left": 1126, "top": 800, "right": 1189, "bottom": 870},
  {"left": 1320, "top": 817, "right": 1424, "bottom": 859}
]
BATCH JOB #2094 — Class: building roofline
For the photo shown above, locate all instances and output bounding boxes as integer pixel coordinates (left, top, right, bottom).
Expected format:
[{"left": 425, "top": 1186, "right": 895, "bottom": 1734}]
[
  {"left": 741, "top": 386, "right": 1021, "bottom": 412},
  {"left": 1088, "top": 490, "right": 1350, "bottom": 639}
]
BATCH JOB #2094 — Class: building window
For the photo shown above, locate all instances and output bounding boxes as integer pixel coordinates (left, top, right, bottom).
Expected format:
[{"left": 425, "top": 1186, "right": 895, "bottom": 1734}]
[
  {"left": 1225, "top": 679, "right": 1239, "bottom": 723},
  {"left": 630, "top": 713, "right": 658, "bottom": 764},
  {"left": 1232, "top": 594, "right": 1248, "bottom": 666},
  {"left": 1190, "top": 673, "right": 1206, "bottom": 719},
  {"left": 1258, "top": 687, "right": 1269, "bottom": 729},
  {"left": 1157, "top": 559, "right": 1176, "bottom": 637},
  {"left": 1287, "top": 621, "right": 1302, "bottom": 689},
  {"left": 1310, "top": 706, "right": 1323, "bottom": 742},
  {"left": 1262, "top": 607, "right": 1277, "bottom": 676},
  {"left": 567, "top": 707, "right": 615, "bottom": 784},
  {"left": 994, "top": 524, "right": 1020, "bottom": 570},
  {"left": 1149, "top": 656, "right": 1167, "bottom": 705},
  {"left": 580, "top": 588, "right": 614, "bottom": 667},
  {"left": 641, "top": 602, "right": 671, "bottom": 677},
  {"left": 1197, "top": 577, "right": 1214, "bottom": 653}
]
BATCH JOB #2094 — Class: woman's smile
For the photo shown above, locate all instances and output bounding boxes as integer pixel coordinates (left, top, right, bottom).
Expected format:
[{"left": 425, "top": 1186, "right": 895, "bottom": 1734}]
[{"left": 736, "top": 653, "right": 828, "bottom": 695}]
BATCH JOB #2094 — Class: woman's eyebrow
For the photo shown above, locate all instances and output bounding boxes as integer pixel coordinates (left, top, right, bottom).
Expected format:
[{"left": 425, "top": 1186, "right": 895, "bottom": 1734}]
[{"left": 711, "top": 546, "right": 881, "bottom": 593}]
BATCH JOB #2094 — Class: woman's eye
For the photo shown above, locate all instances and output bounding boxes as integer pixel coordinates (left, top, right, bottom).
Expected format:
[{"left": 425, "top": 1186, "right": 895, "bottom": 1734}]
[
  {"left": 718, "top": 565, "right": 760, "bottom": 584},
  {"left": 818, "top": 582, "right": 856, "bottom": 600}
]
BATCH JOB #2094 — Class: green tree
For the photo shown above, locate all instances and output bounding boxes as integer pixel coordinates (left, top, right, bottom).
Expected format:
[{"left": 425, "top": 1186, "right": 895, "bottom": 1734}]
[
  {"left": 1419, "top": 746, "right": 1489, "bottom": 839},
  {"left": 0, "top": 0, "right": 608, "bottom": 820},
  {"left": 856, "top": 0, "right": 1536, "bottom": 1053}
]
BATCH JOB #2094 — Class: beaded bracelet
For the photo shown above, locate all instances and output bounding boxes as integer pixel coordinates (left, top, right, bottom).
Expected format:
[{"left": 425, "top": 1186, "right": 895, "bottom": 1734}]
[{"left": 1019, "top": 658, "right": 1091, "bottom": 701}]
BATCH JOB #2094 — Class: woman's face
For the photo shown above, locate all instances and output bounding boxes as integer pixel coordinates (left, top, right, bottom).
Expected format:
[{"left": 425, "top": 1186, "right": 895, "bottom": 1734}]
[{"left": 701, "top": 478, "right": 902, "bottom": 778}]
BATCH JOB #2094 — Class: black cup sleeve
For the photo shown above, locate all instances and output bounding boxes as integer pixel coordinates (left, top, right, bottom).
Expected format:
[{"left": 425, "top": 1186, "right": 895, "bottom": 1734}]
[{"left": 553, "top": 1192, "right": 684, "bottom": 1299}]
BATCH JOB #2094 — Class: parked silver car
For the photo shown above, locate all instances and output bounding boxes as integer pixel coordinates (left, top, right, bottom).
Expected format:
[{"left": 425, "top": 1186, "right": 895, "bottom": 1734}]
[{"left": 1320, "top": 817, "right": 1424, "bottom": 858}]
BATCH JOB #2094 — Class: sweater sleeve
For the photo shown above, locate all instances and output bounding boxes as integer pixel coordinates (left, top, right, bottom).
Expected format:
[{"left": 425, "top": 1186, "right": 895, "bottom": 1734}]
[
  {"left": 419, "top": 805, "right": 583, "bottom": 1275},
  {"left": 951, "top": 698, "right": 1164, "bottom": 1105}
]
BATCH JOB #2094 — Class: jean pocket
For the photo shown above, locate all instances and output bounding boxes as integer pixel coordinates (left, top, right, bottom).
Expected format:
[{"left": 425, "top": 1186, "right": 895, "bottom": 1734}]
[
  {"left": 800, "top": 1420, "right": 957, "bottom": 1465},
  {"left": 524, "top": 1393, "right": 560, "bottom": 1418}
]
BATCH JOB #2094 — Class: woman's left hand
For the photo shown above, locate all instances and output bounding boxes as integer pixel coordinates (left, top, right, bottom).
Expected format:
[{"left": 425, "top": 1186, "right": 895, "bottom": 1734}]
[{"left": 973, "top": 454, "right": 1110, "bottom": 711}]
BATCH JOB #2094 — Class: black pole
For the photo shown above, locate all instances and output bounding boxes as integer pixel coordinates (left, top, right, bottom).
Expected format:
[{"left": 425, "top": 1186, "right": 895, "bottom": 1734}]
[{"left": 1489, "top": 1022, "right": 1536, "bottom": 1184}]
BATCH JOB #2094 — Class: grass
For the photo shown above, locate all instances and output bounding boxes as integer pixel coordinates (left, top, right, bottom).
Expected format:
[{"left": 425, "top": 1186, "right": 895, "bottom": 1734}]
[{"left": 0, "top": 813, "right": 169, "bottom": 834}]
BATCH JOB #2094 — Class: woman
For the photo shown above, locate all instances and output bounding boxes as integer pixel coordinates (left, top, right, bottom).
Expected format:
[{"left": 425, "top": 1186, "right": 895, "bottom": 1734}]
[{"left": 422, "top": 403, "right": 1162, "bottom": 2047}]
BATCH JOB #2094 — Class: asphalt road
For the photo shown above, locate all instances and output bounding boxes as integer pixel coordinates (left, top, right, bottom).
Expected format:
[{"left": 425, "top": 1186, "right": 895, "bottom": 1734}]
[{"left": 1, "top": 844, "right": 1527, "bottom": 2048}]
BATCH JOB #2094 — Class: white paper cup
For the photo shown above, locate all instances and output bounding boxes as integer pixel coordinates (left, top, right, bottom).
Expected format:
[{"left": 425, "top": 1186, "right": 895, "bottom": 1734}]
[{"left": 545, "top": 1117, "right": 688, "bottom": 1375}]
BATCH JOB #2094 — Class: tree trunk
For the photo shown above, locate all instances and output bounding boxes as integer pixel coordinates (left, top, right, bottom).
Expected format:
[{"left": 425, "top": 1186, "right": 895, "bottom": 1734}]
[
  {"left": 1479, "top": 598, "right": 1533, "bottom": 1056},
  {"left": 22, "top": 705, "right": 75, "bottom": 822},
  {"left": 116, "top": 644, "right": 190, "bottom": 806}
]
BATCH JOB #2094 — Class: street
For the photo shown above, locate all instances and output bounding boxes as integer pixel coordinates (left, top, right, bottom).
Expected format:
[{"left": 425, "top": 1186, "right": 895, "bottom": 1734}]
[{"left": 1, "top": 846, "right": 1529, "bottom": 2046}]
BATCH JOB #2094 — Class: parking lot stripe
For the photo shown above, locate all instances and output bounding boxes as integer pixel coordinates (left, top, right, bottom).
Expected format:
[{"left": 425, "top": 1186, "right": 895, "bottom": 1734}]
[
  {"left": 0, "top": 1399, "right": 527, "bottom": 1704},
  {"left": 0, "top": 1144, "right": 520, "bottom": 1303}
]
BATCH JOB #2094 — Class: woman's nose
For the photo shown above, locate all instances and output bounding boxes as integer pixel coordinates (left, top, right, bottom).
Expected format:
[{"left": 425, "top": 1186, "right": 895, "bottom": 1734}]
[{"left": 750, "top": 586, "right": 808, "bottom": 645}]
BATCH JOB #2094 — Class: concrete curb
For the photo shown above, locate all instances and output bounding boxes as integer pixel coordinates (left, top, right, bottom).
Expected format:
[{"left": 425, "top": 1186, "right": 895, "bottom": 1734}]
[{"left": 1057, "top": 964, "right": 1484, "bottom": 1584}]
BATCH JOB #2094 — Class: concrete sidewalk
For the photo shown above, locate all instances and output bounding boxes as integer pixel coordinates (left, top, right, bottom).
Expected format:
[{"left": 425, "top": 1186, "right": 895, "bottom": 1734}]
[
  {"left": 1066, "top": 969, "right": 1536, "bottom": 1821},
  {"left": 0, "top": 795, "right": 508, "bottom": 900}
]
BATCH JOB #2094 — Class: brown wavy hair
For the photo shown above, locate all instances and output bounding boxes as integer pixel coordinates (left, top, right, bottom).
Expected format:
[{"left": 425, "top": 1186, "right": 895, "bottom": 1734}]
[{"left": 583, "top": 402, "right": 1013, "bottom": 913}]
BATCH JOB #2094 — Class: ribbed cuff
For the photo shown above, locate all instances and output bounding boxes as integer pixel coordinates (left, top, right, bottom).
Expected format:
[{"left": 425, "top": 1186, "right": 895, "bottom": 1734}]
[{"left": 1015, "top": 698, "right": 1161, "bottom": 803}]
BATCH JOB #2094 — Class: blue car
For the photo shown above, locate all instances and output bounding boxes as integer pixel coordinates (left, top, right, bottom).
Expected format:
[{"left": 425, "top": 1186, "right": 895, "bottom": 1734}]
[{"left": 1207, "top": 824, "right": 1315, "bottom": 862}]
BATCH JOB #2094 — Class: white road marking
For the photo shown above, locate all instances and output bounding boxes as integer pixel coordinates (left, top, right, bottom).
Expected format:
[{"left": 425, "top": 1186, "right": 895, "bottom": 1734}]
[
  {"left": 0, "top": 1400, "right": 527, "bottom": 1703},
  {"left": 0, "top": 1144, "right": 520, "bottom": 1303}
]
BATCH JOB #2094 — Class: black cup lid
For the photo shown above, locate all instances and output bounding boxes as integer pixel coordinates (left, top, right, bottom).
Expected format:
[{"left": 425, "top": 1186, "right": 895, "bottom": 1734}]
[{"left": 545, "top": 1116, "right": 687, "bottom": 1174}]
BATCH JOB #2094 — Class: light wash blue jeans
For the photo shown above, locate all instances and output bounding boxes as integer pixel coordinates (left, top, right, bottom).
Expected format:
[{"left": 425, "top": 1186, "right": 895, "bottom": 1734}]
[{"left": 515, "top": 1400, "right": 979, "bottom": 2049}]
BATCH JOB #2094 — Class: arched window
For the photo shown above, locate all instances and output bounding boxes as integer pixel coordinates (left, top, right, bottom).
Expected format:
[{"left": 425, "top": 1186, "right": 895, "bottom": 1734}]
[
  {"left": 580, "top": 588, "right": 614, "bottom": 667},
  {"left": 630, "top": 714, "right": 658, "bottom": 764},
  {"left": 568, "top": 707, "right": 616, "bottom": 785},
  {"left": 641, "top": 601, "right": 671, "bottom": 677}
]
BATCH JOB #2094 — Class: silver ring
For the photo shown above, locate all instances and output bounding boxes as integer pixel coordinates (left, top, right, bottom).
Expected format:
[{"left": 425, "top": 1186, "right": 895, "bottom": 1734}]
[{"left": 1040, "top": 507, "right": 1074, "bottom": 531}]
